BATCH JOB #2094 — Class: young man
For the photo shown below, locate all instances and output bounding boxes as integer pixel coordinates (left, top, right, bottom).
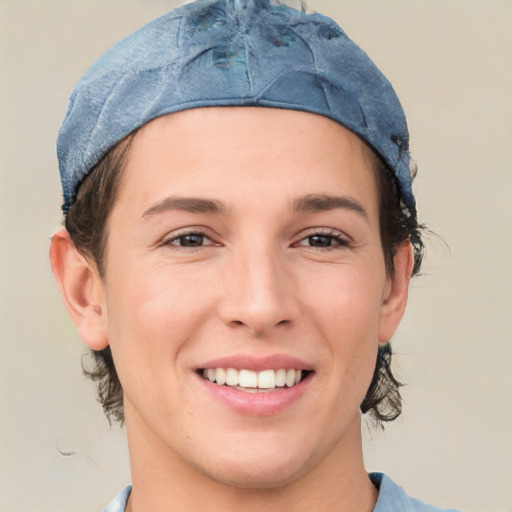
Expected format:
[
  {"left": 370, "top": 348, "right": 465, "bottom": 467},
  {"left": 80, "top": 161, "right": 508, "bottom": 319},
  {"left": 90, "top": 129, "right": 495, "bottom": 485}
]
[{"left": 50, "top": 1, "right": 460, "bottom": 510}]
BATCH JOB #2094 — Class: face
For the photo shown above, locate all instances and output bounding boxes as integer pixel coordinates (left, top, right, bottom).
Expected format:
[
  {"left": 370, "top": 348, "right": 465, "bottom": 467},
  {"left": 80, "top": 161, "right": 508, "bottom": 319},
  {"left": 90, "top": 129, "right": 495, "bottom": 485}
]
[{"left": 93, "top": 107, "right": 408, "bottom": 488}]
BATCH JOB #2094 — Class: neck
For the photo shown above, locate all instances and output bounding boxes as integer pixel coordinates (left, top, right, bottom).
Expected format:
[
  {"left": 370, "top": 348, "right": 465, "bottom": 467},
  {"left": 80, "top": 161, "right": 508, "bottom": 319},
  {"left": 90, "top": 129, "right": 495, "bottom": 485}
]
[{"left": 124, "top": 406, "right": 377, "bottom": 512}]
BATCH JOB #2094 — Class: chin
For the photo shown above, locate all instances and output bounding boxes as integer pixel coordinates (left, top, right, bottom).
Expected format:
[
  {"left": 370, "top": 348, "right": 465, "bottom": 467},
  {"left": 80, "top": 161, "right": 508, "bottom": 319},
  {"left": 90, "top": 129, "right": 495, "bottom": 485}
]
[
  {"left": 198, "top": 454, "right": 312, "bottom": 490},
  {"left": 185, "top": 432, "right": 321, "bottom": 490}
]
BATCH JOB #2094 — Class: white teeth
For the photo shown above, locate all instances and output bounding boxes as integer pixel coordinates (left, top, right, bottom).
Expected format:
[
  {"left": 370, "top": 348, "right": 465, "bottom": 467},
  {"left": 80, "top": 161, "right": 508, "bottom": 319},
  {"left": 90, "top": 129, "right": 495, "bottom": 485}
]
[
  {"left": 201, "top": 367, "right": 306, "bottom": 390},
  {"left": 275, "top": 368, "right": 286, "bottom": 387},
  {"left": 258, "top": 369, "right": 275, "bottom": 389},
  {"left": 215, "top": 368, "right": 226, "bottom": 385},
  {"left": 285, "top": 369, "right": 296, "bottom": 387},
  {"left": 226, "top": 368, "right": 238, "bottom": 386},
  {"left": 239, "top": 369, "right": 258, "bottom": 388}
]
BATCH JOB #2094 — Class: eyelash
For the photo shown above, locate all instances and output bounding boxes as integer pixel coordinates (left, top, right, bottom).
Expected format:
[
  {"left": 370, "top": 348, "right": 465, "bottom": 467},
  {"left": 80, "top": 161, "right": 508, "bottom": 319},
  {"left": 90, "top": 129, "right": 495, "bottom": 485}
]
[
  {"left": 295, "top": 229, "right": 350, "bottom": 250},
  {"left": 162, "top": 229, "right": 350, "bottom": 250},
  {"left": 162, "top": 230, "right": 213, "bottom": 248}
]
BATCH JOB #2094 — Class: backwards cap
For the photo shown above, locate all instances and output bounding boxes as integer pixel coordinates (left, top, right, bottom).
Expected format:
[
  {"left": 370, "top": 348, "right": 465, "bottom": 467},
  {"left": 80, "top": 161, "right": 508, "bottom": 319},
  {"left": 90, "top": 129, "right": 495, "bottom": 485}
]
[{"left": 57, "top": 0, "right": 415, "bottom": 211}]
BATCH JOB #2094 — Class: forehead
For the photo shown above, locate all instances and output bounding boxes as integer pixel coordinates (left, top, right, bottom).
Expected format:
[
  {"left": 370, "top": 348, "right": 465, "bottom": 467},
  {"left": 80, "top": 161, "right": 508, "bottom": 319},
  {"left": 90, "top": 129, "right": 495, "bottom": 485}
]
[{"left": 116, "top": 107, "right": 379, "bottom": 218}]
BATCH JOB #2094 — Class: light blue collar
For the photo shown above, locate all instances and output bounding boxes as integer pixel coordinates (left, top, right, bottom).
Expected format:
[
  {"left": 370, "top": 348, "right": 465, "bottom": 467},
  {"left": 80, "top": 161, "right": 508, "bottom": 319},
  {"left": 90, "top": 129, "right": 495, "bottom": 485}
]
[
  {"left": 371, "top": 473, "right": 461, "bottom": 512},
  {"left": 103, "top": 485, "right": 131, "bottom": 512},
  {"left": 104, "top": 474, "right": 461, "bottom": 511}
]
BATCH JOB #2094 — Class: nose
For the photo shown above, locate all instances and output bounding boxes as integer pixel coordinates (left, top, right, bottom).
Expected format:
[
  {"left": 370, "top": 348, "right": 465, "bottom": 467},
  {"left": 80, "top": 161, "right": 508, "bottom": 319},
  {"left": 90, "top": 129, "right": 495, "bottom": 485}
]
[{"left": 218, "top": 243, "right": 299, "bottom": 336}]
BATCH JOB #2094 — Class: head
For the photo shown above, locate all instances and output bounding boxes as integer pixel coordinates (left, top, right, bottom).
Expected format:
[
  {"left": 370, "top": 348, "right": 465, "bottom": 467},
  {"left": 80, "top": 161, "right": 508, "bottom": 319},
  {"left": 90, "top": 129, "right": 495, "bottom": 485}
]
[{"left": 51, "top": 0, "right": 423, "bottom": 489}]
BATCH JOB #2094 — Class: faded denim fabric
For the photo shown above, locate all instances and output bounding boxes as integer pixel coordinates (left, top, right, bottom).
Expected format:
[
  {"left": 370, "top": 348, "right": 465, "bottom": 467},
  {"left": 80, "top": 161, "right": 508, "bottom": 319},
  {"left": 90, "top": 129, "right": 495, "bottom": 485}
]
[
  {"left": 103, "top": 485, "right": 131, "bottom": 512},
  {"left": 371, "top": 473, "right": 462, "bottom": 512},
  {"left": 103, "top": 474, "right": 462, "bottom": 511},
  {"left": 57, "top": 0, "right": 414, "bottom": 212}
]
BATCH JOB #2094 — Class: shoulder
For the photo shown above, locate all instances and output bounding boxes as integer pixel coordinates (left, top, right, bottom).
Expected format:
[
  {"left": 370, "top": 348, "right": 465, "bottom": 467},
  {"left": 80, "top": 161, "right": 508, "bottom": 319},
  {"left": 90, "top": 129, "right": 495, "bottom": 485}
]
[
  {"left": 103, "top": 485, "right": 131, "bottom": 512},
  {"left": 370, "top": 473, "right": 462, "bottom": 512}
]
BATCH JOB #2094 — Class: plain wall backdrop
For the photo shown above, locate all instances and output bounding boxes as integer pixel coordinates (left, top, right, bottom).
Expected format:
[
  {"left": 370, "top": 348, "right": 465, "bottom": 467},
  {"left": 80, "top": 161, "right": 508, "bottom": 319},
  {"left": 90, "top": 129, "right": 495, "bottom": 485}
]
[{"left": 0, "top": 1, "right": 510, "bottom": 511}]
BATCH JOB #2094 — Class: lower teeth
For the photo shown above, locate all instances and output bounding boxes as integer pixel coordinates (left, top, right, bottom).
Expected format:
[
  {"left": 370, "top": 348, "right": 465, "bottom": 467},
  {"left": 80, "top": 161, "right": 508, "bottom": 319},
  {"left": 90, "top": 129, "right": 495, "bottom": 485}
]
[{"left": 226, "top": 385, "right": 285, "bottom": 393}]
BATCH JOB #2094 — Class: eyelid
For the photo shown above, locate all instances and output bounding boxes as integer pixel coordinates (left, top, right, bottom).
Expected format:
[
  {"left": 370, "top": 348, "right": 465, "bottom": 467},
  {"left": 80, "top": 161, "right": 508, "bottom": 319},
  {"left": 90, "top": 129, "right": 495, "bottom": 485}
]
[
  {"left": 160, "top": 227, "right": 220, "bottom": 247},
  {"left": 294, "top": 228, "right": 352, "bottom": 248}
]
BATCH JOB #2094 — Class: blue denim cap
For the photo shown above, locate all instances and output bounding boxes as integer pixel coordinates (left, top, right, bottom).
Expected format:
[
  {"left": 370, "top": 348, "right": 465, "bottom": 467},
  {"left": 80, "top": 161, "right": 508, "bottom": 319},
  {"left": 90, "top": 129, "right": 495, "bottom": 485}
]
[{"left": 57, "top": 0, "right": 415, "bottom": 211}]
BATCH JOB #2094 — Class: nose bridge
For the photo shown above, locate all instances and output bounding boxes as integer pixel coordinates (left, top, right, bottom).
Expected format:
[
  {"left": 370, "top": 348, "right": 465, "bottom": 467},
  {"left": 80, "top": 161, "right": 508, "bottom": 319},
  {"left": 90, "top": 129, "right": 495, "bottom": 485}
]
[{"left": 219, "top": 237, "right": 297, "bottom": 334}]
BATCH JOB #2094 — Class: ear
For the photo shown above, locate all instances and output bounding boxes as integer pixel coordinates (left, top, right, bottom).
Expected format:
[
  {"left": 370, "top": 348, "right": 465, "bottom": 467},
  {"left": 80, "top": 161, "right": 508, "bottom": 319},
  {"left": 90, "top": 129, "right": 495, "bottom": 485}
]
[
  {"left": 378, "top": 241, "right": 414, "bottom": 343},
  {"left": 49, "top": 228, "right": 109, "bottom": 350}
]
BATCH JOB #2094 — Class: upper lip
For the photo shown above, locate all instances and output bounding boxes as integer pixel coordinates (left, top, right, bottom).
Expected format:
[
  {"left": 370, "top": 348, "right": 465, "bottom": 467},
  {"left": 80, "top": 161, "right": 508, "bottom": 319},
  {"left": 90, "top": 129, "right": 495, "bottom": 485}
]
[{"left": 198, "top": 354, "right": 314, "bottom": 372}]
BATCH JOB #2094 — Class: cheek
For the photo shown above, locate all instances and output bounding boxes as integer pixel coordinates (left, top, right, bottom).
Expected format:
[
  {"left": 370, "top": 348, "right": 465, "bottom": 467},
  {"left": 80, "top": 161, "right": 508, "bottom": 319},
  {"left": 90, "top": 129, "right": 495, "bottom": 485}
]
[
  {"left": 109, "top": 266, "right": 200, "bottom": 335},
  {"left": 103, "top": 262, "right": 210, "bottom": 387},
  {"left": 303, "top": 261, "right": 385, "bottom": 335},
  {"left": 102, "top": 268, "right": 212, "bottom": 426},
  {"left": 300, "top": 263, "right": 384, "bottom": 384}
]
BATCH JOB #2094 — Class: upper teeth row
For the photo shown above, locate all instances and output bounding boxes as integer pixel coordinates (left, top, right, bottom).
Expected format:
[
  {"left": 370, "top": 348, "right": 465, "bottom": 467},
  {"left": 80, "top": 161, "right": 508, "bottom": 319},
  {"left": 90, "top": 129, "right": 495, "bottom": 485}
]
[{"left": 202, "top": 368, "right": 303, "bottom": 389}]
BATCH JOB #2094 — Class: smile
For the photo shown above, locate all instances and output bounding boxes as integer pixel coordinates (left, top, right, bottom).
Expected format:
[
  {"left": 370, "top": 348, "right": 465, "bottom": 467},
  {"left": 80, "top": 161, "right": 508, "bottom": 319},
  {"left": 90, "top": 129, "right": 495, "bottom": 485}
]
[{"left": 200, "top": 368, "right": 307, "bottom": 391}]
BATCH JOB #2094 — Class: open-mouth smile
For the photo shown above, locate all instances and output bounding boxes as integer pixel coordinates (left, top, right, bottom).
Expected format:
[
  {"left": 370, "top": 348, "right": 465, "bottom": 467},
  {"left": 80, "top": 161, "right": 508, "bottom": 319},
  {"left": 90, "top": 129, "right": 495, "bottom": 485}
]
[{"left": 196, "top": 360, "right": 314, "bottom": 415}]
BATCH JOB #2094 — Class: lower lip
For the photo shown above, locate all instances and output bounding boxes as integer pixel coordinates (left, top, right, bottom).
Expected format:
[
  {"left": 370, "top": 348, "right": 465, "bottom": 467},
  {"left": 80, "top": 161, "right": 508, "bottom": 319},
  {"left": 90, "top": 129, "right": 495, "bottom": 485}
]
[{"left": 196, "top": 372, "right": 312, "bottom": 416}]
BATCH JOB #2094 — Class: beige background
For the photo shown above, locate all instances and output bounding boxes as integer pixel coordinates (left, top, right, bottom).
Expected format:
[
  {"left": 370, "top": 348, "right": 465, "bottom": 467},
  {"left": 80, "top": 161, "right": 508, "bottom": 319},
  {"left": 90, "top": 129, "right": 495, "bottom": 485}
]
[{"left": 0, "top": 1, "right": 510, "bottom": 511}]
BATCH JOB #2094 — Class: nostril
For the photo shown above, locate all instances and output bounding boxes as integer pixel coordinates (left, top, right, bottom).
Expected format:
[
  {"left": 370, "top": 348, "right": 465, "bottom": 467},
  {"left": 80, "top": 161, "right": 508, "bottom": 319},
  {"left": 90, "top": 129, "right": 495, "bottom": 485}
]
[{"left": 229, "top": 319, "right": 290, "bottom": 329}]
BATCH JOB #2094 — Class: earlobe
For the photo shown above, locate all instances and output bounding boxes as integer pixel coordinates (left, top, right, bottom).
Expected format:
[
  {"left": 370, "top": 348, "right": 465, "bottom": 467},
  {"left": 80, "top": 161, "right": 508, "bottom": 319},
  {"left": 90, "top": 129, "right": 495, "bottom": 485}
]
[
  {"left": 49, "top": 228, "right": 109, "bottom": 350},
  {"left": 378, "top": 241, "right": 414, "bottom": 344}
]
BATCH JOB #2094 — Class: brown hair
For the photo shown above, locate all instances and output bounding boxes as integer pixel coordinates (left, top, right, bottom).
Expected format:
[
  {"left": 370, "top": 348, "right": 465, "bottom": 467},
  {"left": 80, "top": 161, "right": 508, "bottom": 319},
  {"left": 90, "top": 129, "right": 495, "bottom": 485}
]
[{"left": 65, "top": 131, "right": 424, "bottom": 426}]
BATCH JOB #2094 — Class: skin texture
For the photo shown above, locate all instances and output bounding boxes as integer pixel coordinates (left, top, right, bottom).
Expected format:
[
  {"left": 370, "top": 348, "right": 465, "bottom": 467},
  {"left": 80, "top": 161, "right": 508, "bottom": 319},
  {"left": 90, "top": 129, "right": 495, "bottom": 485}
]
[{"left": 50, "top": 107, "right": 412, "bottom": 512}]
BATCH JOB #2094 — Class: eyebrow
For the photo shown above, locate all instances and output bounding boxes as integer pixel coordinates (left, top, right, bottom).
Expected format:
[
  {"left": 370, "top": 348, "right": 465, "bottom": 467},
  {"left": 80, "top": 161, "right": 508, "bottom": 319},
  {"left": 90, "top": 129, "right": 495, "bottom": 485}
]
[
  {"left": 292, "top": 194, "right": 369, "bottom": 221},
  {"left": 142, "top": 196, "right": 231, "bottom": 219},
  {"left": 142, "top": 193, "right": 368, "bottom": 221}
]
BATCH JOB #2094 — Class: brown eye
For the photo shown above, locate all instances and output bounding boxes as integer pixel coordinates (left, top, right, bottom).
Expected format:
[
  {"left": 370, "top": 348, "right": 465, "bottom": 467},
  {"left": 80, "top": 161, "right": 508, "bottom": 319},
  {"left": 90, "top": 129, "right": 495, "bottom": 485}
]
[
  {"left": 178, "top": 234, "right": 205, "bottom": 247},
  {"left": 165, "top": 232, "right": 213, "bottom": 247},
  {"left": 307, "top": 235, "right": 335, "bottom": 247}
]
